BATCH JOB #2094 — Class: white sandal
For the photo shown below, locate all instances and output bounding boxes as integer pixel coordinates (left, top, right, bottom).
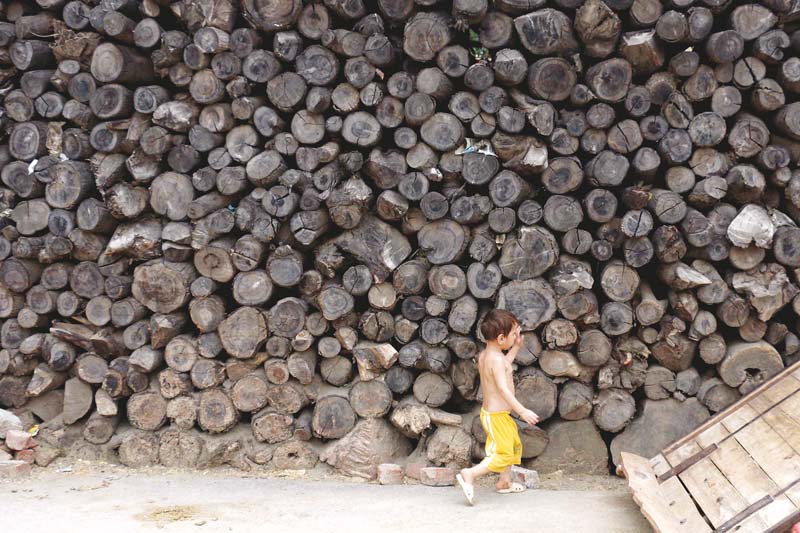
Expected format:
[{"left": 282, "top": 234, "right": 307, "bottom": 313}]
[
  {"left": 496, "top": 482, "right": 525, "bottom": 494},
  {"left": 456, "top": 473, "right": 474, "bottom": 505}
]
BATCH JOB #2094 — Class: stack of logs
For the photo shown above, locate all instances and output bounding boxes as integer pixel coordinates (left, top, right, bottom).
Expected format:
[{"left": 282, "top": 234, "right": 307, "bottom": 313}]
[{"left": 1, "top": 0, "right": 800, "bottom": 474}]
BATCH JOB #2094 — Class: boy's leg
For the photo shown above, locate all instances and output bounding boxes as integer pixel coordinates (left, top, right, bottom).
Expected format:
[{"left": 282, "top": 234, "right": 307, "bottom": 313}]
[
  {"left": 496, "top": 466, "right": 512, "bottom": 490},
  {"left": 460, "top": 462, "right": 491, "bottom": 485},
  {"left": 492, "top": 413, "right": 521, "bottom": 491}
]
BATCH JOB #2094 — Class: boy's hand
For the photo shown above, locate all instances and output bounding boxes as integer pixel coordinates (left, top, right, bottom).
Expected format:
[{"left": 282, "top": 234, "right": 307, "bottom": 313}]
[
  {"left": 513, "top": 326, "right": 524, "bottom": 350},
  {"left": 519, "top": 408, "right": 540, "bottom": 425}
]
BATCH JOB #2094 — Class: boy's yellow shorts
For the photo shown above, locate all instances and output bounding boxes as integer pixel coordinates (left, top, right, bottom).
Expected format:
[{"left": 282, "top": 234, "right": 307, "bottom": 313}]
[{"left": 479, "top": 408, "right": 523, "bottom": 473}]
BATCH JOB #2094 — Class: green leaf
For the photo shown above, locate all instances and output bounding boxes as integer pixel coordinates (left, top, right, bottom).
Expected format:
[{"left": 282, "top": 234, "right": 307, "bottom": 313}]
[{"left": 470, "top": 46, "right": 489, "bottom": 61}]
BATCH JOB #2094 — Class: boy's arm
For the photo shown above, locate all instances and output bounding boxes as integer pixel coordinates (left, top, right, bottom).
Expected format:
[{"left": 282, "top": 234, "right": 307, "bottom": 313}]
[
  {"left": 504, "top": 325, "right": 523, "bottom": 364},
  {"left": 504, "top": 344, "right": 520, "bottom": 364}
]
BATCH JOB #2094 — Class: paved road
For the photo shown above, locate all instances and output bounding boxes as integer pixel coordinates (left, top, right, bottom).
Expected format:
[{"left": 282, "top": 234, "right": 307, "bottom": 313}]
[{"left": 0, "top": 469, "right": 652, "bottom": 533}]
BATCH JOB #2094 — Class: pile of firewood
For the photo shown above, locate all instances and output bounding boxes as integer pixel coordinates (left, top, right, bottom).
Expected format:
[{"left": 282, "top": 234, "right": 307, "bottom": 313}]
[{"left": 1, "top": 0, "right": 800, "bottom": 476}]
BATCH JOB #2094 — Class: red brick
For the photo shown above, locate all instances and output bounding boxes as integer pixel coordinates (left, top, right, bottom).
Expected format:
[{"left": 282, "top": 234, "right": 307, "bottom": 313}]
[
  {"left": 14, "top": 449, "right": 35, "bottom": 464},
  {"left": 511, "top": 466, "right": 540, "bottom": 489},
  {"left": 404, "top": 461, "right": 427, "bottom": 480},
  {"left": 4, "top": 429, "right": 35, "bottom": 451},
  {"left": 0, "top": 460, "right": 31, "bottom": 478},
  {"left": 419, "top": 466, "right": 455, "bottom": 486},
  {"left": 377, "top": 463, "right": 404, "bottom": 485}
]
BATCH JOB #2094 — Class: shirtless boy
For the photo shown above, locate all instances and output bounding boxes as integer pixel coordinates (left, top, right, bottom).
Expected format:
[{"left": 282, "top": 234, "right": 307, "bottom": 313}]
[{"left": 456, "top": 309, "right": 540, "bottom": 505}]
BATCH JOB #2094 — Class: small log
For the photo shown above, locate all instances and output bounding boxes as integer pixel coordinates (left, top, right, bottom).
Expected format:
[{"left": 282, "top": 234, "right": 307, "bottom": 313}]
[
  {"left": 514, "top": 9, "right": 577, "bottom": 56},
  {"left": 558, "top": 381, "right": 593, "bottom": 420},
  {"left": 698, "top": 377, "right": 740, "bottom": 412},
  {"left": 127, "top": 390, "right": 167, "bottom": 431},
  {"left": 593, "top": 388, "right": 635, "bottom": 433},
  {"left": 312, "top": 394, "right": 356, "bottom": 439},
  {"left": 198, "top": 388, "right": 239, "bottom": 433},
  {"left": 83, "top": 412, "right": 120, "bottom": 444},
  {"left": 349, "top": 379, "right": 393, "bottom": 418},
  {"left": 403, "top": 12, "right": 452, "bottom": 62},
  {"left": 218, "top": 306, "right": 268, "bottom": 359}
]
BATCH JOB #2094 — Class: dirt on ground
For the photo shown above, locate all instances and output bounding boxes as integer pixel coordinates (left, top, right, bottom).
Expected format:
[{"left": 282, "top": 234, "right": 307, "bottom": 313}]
[{"left": 0, "top": 457, "right": 652, "bottom": 533}]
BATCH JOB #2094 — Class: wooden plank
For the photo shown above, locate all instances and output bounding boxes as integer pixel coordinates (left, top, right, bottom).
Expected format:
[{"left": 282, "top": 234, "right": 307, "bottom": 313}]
[
  {"left": 658, "top": 476, "right": 714, "bottom": 533},
  {"left": 764, "top": 509, "right": 800, "bottom": 533},
  {"left": 621, "top": 452, "right": 711, "bottom": 533},
  {"left": 754, "top": 375, "right": 800, "bottom": 408},
  {"left": 663, "top": 361, "right": 800, "bottom": 455},
  {"left": 722, "top": 405, "right": 800, "bottom": 508},
  {"left": 665, "top": 441, "right": 760, "bottom": 528},
  {"left": 651, "top": 453, "right": 671, "bottom": 477},
  {"left": 696, "top": 422, "right": 798, "bottom": 531},
  {"left": 735, "top": 504, "right": 800, "bottom": 533},
  {"left": 757, "top": 377, "right": 800, "bottom": 428},
  {"left": 777, "top": 391, "right": 800, "bottom": 429},
  {"left": 657, "top": 444, "right": 718, "bottom": 481},
  {"left": 628, "top": 365, "right": 800, "bottom": 533},
  {"left": 748, "top": 393, "right": 800, "bottom": 454}
]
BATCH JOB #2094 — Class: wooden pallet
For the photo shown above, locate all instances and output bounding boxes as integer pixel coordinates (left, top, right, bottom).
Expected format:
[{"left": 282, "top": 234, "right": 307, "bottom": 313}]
[{"left": 621, "top": 361, "right": 800, "bottom": 533}]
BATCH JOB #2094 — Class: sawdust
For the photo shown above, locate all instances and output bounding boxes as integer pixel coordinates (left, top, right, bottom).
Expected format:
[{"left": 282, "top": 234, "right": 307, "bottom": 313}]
[
  {"left": 69, "top": 479, "right": 111, "bottom": 492},
  {"left": 137, "top": 505, "right": 199, "bottom": 523}
]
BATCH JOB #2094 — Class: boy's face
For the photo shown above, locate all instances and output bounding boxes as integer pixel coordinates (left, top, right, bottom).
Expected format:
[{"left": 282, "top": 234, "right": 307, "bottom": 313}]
[{"left": 496, "top": 323, "right": 521, "bottom": 351}]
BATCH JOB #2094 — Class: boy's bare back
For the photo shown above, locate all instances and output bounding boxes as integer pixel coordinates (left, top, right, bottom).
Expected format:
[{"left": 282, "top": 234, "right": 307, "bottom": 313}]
[{"left": 478, "top": 349, "right": 514, "bottom": 413}]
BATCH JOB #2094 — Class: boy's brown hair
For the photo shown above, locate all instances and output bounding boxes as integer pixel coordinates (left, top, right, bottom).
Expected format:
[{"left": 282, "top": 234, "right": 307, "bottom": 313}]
[{"left": 480, "top": 309, "right": 519, "bottom": 341}]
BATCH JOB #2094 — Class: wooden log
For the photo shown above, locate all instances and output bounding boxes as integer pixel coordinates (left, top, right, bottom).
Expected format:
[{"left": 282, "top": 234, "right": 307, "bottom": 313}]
[
  {"left": 403, "top": 12, "right": 452, "bottom": 62},
  {"left": 91, "top": 43, "right": 154, "bottom": 83},
  {"left": 412, "top": 372, "right": 453, "bottom": 408},
  {"left": 218, "top": 307, "right": 268, "bottom": 359},
  {"left": 242, "top": 0, "right": 303, "bottom": 31},
  {"left": 349, "top": 379, "right": 392, "bottom": 418},
  {"left": 127, "top": 390, "right": 167, "bottom": 431},
  {"left": 593, "top": 389, "right": 635, "bottom": 433},
  {"left": 312, "top": 395, "right": 356, "bottom": 439},
  {"left": 132, "top": 260, "right": 196, "bottom": 313},
  {"left": 198, "top": 388, "right": 239, "bottom": 433},
  {"left": 514, "top": 9, "right": 577, "bottom": 56},
  {"left": 718, "top": 341, "right": 783, "bottom": 394},
  {"left": 62, "top": 377, "right": 93, "bottom": 425},
  {"left": 586, "top": 58, "right": 632, "bottom": 103},
  {"left": 498, "top": 225, "right": 559, "bottom": 280},
  {"left": 191, "top": 359, "right": 225, "bottom": 389},
  {"left": 697, "top": 376, "right": 739, "bottom": 412},
  {"left": 83, "top": 412, "right": 120, "bottom": 444},
  {"left": 706, "top": 30, "right": 744, "bottom": 64}
]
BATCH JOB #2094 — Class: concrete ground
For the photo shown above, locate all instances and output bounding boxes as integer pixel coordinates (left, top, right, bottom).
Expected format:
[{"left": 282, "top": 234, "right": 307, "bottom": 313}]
[{"left": 0, "top": 462, "right": 653, "bottom": 533}]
